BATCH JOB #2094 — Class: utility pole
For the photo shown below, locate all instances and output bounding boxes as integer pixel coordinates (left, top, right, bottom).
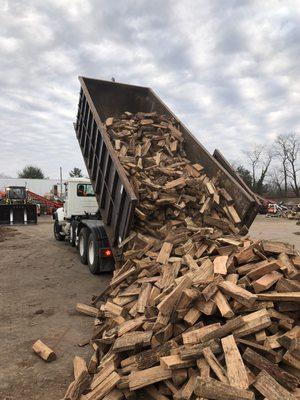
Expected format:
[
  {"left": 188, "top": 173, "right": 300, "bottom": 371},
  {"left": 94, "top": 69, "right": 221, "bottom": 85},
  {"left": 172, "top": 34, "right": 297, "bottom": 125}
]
[{"left": 60, "top": 167, "right": 63, "bottom": 198}]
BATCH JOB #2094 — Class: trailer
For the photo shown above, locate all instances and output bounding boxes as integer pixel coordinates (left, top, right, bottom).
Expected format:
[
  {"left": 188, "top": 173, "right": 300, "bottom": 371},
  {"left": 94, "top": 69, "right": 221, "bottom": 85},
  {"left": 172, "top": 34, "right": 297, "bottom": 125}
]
[
  {"left": 54, "top": 77, "right": 259, "bottom": 273},
  {"left": 27, "top": 190, "right": 63, "bottom": 215}
]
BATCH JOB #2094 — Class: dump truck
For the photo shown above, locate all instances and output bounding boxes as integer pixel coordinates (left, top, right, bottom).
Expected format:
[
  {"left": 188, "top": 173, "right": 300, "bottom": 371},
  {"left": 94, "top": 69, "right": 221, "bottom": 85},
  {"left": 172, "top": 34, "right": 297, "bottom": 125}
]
[
  {"left": 53, "top": 77, "right": 259, "bottom": 274},
  {"left": 0, "top": 186, "right": 37, "bottom": 225}
]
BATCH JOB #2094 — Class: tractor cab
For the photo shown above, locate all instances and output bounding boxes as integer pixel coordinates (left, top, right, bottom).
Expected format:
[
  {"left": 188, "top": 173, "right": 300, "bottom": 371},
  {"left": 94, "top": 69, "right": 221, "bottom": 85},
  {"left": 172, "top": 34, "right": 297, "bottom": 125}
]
[{"left": 5, "top": 186, "right": 27, "bottom": 203}]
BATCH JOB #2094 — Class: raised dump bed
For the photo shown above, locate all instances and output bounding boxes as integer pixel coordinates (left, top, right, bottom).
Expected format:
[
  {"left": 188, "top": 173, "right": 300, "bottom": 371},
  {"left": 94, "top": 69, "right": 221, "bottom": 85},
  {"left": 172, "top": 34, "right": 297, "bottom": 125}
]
[{"left": 75, "top": 77, "right": 259, "bottom": 253}]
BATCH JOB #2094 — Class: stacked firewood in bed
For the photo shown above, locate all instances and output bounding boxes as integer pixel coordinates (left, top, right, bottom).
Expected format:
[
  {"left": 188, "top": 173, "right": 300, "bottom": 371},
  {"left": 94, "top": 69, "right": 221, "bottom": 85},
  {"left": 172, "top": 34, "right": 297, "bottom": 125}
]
[
  {"left": 64, "top": 113, "right": 300, "bottom": 400},
  {"left": 106, "top": 111, "right": 243, "bottom": 237}
]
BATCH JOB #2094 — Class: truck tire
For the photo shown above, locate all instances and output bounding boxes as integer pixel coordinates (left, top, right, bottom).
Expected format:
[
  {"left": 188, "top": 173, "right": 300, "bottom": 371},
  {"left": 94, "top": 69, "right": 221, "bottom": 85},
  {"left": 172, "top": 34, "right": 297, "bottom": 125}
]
[
  {"left": 54, "top": 220, "right": 64, "bottom": 241},
  {"left": 69, "top": 221, "right": 77, "bottom": 247},
  {"left": 78, "top": 227, "right": 89, "bottom": 265},
  {"left": 87, "top": 233, "right": 100, "bottom": 274}
]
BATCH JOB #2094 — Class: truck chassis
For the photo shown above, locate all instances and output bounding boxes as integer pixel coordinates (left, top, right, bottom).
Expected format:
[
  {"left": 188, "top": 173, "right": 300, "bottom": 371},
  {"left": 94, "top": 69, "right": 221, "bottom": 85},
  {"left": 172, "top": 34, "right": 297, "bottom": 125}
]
[{"left": 53, "top": 211, "right": 114, "bottom": 274}]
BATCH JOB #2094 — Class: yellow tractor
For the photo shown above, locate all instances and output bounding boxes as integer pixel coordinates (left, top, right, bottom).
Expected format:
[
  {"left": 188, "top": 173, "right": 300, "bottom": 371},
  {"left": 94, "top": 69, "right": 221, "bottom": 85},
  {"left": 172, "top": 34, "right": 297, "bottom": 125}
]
[{"left": 0, "top": 186, "right": 37, "bottom": 225}]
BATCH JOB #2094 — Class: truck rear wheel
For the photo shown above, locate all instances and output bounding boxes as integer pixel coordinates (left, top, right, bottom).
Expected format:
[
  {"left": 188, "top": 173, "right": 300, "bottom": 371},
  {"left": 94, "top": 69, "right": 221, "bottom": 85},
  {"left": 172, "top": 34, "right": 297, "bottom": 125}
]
[
  {"left": 69, "top": 221, "right": 77, "bottom": 247},
  {"left": 78, "top": 227, "right": 89, "bottom": 265},
  {"left": 54, "top": 220, "right": 64, "bottom": 241},
  {"left": 87, "top": 233, "right": 100, "bottom": 274}
]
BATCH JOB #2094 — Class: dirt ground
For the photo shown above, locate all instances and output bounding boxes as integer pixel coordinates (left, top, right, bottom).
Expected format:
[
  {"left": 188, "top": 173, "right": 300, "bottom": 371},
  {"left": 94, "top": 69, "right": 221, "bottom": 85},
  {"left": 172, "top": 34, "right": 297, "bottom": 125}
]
[
  {"left": 0, "top": 216, "right": 111, "bottom": 400},
  {"left": 249, "top": 214, "right": 300, "bottom": 248},
  {"left": 0, "top": 214, "right": 299, "bottom": 400}
]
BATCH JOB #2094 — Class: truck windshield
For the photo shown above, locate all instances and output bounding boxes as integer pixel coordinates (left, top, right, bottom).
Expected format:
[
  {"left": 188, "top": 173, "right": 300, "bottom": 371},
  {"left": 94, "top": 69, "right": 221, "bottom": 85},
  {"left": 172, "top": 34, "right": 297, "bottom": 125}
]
[
  {"left": 77, "top": 184, "right": 95, "bottom": 197},
  {"left": 7, "top": 187, "right": 26, "bottom": 199}
]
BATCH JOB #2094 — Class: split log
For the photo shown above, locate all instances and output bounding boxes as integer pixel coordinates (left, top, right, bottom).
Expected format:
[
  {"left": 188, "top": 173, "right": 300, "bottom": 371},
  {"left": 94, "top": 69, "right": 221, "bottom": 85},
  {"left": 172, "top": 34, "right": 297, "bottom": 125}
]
[
  {"left": 218, "top": 281, "right": 257, "bottom": 307},
  {"left": 253, "top": 370, "right": 297, "bottom": 400},
  {"left": 194, "top": 377, "right": 254, "bottom": 400},
  {"left": 128, "top": 365, "right": 172, "bottom": 391},
  {"left": 76, "top": 303, "right": 99, "bottom": 317},
  {"left": 32, "top": 339, "right": 56, "bottom": 362},
  {"left": 85, "top": 372, "right": 121, "bottom": 400},
  {"left": 221, "top": 335, "right": 249, "bottom": 389},
  {"left": 242, "top": 347, "right": 299, "bottom": 391}
]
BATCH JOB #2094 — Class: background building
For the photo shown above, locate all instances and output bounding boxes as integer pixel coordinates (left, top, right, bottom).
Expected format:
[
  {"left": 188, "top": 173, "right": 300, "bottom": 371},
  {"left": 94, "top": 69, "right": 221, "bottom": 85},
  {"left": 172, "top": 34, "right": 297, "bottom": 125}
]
[{"left": 0, "top": 178, "right": 66, "bottom": 196}]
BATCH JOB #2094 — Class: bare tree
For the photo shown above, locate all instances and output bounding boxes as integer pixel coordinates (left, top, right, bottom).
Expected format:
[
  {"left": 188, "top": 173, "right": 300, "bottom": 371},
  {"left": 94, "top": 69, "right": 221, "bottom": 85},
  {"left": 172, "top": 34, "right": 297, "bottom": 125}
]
[
  {"left": 256, "top": 149, "right": 273, "bottom": 195},
  {"left": 268, "top": 168, "right": 284, "bottom": 196},
  {"left": 243, "top": 145, "right": 262, "bottom": 189},
  {"left": 275, "top": 135, "right": 289, "bottom": 196},
  {"left": 286, "top": 133, "right": 300, "bottom": 196},
  {"left": 244, "top": 145, "right": 273, "bottom": 194}
]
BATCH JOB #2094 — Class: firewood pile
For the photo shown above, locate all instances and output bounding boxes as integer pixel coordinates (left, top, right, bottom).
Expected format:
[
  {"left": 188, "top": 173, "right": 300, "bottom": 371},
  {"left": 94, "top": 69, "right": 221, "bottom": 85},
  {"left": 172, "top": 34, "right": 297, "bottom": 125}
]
[
  {"left": 282, "top": 211, "right": 300, "bottom": 221},
  {"left": 64, "top": 113, "right": 300, "bottom": 400}
]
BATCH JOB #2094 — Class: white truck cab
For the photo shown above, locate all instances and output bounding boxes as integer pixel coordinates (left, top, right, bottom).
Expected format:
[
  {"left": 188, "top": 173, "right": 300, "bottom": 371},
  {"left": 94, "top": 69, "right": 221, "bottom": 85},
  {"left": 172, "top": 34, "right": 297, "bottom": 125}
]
[
  {"left": 63, "top": 178, "right": 98, "bottom": 218},
  {"left": 53, "top": 178, "right": 114, "bottom": 274}
]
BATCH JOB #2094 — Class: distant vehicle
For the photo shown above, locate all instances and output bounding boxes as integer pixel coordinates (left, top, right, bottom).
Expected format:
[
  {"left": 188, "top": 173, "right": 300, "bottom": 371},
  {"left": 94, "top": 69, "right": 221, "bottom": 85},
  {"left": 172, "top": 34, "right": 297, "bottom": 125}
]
[
  {"left": 0, "top": 186, "right": 37, "bottom": 225},
  {"left": 53, "top": 178, "right": 114, "bottom": 274},
  {"left": 267, "top": 202, "right": 288, "bottom": 216}
]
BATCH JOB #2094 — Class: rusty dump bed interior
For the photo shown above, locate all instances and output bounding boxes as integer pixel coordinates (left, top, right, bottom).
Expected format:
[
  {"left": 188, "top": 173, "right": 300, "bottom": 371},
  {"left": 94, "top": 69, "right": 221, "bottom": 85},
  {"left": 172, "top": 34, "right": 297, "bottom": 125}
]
[{"left": 75, "top": 77, "right": 259, "bottom": 254}]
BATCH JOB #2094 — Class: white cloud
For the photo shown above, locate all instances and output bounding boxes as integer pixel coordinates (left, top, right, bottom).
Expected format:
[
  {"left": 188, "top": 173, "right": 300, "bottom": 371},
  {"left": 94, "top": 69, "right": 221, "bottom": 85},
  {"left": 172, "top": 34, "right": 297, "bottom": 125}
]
[
  {"left": 0, "top": 36, "right": 19, "bottom": 52},
  {"left": 0, "top": 0, "right": 300, "bottom": 178}
]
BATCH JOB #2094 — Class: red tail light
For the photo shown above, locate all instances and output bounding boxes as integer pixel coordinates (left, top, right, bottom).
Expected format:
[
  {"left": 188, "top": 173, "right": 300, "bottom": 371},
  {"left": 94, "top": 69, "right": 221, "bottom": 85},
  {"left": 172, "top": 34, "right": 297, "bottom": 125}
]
[{"left": 102, "top": 248, "right": 112, "bottom": 257}]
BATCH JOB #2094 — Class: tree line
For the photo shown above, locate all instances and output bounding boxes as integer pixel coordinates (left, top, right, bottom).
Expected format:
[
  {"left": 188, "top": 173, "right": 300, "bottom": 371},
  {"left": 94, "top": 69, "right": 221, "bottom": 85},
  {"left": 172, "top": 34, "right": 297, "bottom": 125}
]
[
  {"left": 236, "top": 133, "right": 299, "bottom": 197},
  {"left": 14, "top": 166, "right": 84, "bottom": 179},
  {"left": 10, "top": 133, "right": 300, "bottom": 199}
]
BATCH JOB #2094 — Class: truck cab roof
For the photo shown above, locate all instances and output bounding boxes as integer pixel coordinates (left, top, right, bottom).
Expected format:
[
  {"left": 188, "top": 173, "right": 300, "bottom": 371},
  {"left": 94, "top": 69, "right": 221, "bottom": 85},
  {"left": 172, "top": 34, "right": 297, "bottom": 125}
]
[{"left": 67, "top": 178, "right": 91, "bottom": 184}]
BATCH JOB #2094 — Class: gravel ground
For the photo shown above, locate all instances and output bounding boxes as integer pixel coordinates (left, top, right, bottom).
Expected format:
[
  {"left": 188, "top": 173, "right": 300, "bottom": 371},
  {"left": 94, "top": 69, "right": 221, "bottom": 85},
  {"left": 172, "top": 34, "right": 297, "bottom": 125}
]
[
  {"left": 249, "top": 214, "right": 300, "bottom": 249},
  {"left": 0, "top": 216, "right": 110, "bottom": 400}
]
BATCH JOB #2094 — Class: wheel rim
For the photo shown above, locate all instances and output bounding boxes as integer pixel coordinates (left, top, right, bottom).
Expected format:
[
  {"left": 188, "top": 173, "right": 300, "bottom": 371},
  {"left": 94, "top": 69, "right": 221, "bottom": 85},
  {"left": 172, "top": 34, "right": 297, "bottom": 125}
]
[
  {"left": 88, "top": 240, "right": 95, "bottom": 265},
  {"left": 54, "top": 223, "right": 59, "bottom": 238},
  {"left": 79, "top": 236, "right": 84, "bottom": 256}
]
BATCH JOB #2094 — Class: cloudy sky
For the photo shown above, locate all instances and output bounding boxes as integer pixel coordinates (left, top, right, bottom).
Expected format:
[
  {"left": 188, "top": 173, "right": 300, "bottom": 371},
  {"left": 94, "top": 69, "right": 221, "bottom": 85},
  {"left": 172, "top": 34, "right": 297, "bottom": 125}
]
[{"left": 1, "top": 0, "right": 299, "bottom": 178}]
